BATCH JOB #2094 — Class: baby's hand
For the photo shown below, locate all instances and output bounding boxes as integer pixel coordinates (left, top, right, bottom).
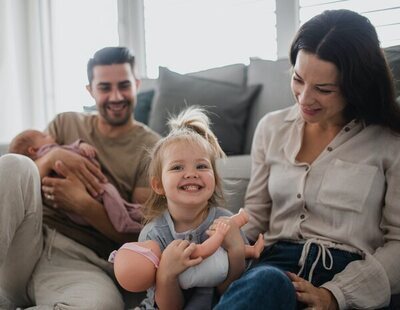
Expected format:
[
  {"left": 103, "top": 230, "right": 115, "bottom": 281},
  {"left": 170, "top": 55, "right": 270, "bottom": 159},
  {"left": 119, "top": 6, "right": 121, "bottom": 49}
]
[
  {"left": 79, "top": 142, "right": 97, "bottom": 158},
  {"left": 159, "top": 240, "right": 202, "bottom": 278}
]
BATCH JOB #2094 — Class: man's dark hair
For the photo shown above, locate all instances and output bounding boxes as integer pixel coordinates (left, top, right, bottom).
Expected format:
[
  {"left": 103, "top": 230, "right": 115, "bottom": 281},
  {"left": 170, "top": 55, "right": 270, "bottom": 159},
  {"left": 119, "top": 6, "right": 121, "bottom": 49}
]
[
  {"left": 290, "top": 9, "right": 400, "bottom": 133},
  {"left": 87, "top": 47, "right": 136, "bottom": 84}
]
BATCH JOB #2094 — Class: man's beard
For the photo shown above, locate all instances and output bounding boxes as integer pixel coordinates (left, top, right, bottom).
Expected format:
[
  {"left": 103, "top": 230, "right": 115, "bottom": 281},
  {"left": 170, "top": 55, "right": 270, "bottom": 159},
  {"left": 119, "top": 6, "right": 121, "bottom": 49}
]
[{"left": 99, "top": 100, "right": 133, "bottom": 126}]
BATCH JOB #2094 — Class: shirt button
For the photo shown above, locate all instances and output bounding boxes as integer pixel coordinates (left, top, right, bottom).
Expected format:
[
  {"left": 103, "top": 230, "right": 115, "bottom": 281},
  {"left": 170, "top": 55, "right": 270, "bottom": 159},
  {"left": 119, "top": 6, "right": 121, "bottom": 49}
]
[
  {"left": 344, "top": 127, "right": 350, "bottom": 132},
  {"left": 327, "top": 147, "right": 333, "bottom": 152},
  {"left": 305, "top": 166, "right": 310, "bottom": 171},
  {"left": 300, "top": 214, "right": 305, "bottom": 219},
  {"left": 298, "top": 233, "right": 304, "bottom": 239},
  {"left": 297, "top": 193, "right": 302, "bottom": 199}
]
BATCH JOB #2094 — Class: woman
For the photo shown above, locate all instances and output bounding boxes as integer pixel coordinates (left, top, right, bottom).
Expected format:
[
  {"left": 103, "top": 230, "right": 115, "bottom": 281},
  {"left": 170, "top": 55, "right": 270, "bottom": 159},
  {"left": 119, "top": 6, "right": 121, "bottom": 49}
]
[{"left": 214, "top": 9, "right": 400, "bottom": 310}]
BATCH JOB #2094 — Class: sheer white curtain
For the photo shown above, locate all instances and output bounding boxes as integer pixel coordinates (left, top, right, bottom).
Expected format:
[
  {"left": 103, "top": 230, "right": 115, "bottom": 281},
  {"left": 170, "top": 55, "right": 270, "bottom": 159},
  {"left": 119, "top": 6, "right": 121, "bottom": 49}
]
[{"left": 0, "top": 0, "right": 54, "bottom": 144}]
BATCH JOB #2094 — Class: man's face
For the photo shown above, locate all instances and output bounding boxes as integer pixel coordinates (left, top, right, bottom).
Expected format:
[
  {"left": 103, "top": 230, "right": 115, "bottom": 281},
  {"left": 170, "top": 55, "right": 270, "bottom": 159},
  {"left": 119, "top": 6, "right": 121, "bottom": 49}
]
[{"left": 87, "top": 63, "right": 139, "bottom": 126}]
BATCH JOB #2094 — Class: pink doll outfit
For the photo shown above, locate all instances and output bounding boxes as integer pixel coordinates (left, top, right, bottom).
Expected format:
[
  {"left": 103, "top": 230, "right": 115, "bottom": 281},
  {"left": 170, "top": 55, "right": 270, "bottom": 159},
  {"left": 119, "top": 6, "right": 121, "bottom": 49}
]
[
  {"left": 37, "top": 140, "right": 143, "bottom": 233},
  {"left": 108, "top": 243, "right": 160, "bottom": 268}
]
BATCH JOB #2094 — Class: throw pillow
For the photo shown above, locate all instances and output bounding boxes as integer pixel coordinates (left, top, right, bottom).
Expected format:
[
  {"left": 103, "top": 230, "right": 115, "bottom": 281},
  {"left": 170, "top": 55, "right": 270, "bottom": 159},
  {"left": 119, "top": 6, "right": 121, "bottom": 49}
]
[
  {"left": 82, "top": 90, "right": 155, "bottom": 125},
  {"left": 384, "top": 45, "right": 400, "bottom": 98},
  {"left": 148, "top": 67, "right": 261, "bottom": 155}
]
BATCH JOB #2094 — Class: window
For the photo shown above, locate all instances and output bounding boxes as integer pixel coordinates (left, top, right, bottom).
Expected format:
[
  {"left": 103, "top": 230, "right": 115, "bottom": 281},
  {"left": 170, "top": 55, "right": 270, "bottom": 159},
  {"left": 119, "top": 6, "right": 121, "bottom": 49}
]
[
  {"left": 51, "top": 0, "right": 119, "bottom": 113},
  {"left": 299, "top": 0, "right": 400, "bottom": 47},
  {"left": 143, "top": 0, "right": 276, "bottom": 77}
]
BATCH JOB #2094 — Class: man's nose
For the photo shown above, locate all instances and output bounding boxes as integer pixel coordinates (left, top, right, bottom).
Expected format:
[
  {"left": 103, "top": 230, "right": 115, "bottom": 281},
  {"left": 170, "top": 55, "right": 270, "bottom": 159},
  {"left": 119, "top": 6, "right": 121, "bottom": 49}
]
[{"left": 109, "top": 88, "right": 123, "bottom": 101}]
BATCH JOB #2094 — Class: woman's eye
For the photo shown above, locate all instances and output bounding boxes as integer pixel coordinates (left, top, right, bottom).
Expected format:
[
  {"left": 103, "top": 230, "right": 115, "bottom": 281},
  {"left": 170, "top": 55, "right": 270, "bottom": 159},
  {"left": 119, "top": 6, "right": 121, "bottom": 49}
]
[
  {"left": 317, "top": 88, "right": 333, "bottom": 94},
  {"left": 292, "top": 76, "right": 302, "bottom": 84}
]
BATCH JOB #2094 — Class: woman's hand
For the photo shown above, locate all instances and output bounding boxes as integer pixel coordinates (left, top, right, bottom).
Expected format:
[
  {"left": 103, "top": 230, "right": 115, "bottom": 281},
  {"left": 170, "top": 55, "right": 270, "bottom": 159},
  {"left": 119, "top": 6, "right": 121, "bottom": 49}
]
[
  {"left": 42, "top": 160, "right": 95, "bottom": 215},
  {"left": 287, "top": 272, "right": 339, "bottom": 310}
]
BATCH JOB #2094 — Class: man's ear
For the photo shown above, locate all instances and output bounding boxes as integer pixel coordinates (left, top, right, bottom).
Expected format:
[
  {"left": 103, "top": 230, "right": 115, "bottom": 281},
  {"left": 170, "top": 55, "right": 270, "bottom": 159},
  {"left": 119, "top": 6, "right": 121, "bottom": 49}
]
[
  {"left": 135, "top": 78, "right": 141, "bottom": 91},
  {"left": 86, "top": 84, "right": 94, "bottom": 98},
  {"left": 151, "top": 177, "right": 165, "bottom": 195}
]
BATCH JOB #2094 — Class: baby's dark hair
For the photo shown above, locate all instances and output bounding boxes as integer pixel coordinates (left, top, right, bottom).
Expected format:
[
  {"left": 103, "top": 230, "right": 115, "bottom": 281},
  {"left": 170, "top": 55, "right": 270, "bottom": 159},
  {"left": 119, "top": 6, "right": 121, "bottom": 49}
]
[{"left": 144, "top": 107, "right": 225, "bottom": 223}]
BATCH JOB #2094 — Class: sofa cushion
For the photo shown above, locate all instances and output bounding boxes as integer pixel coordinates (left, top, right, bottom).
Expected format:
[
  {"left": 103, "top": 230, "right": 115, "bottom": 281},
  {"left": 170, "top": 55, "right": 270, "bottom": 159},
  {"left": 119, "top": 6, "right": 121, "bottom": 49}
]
[
  {"left": 244, "top": 58, "right": 295, "bottom": 154},
  {"left": 384, "top": 45, "right": 400, "bottom": 98},
  {"left": 134, "top": 90, "right": 155, "bottom": 124},
  {"left": 216, "top": 155, "right": 251, "bottom": 214},
  {"left": 148, "top": 67, "right": 261, "bottom": 155},
  {"left": 188, "top": 63, "right": 247, "bottom": 86}
]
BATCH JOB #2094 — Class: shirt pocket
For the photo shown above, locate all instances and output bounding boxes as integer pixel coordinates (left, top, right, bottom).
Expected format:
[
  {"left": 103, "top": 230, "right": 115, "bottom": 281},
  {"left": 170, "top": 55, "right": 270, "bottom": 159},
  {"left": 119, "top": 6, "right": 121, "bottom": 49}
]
[{"left": 316, "top": 159, "right": 378, "bottom": 212}]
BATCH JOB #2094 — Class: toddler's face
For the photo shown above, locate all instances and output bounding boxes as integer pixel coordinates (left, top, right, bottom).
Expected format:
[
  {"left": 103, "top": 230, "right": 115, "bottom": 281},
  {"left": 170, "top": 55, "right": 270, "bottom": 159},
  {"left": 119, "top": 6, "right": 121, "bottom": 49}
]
[{"left": 158, "top": 141, "right": 216, "bottom": 215}]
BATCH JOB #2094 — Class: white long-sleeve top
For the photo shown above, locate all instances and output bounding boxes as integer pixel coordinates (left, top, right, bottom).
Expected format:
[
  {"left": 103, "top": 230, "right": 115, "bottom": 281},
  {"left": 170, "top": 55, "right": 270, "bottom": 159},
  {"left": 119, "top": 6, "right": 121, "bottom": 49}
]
[{"left": 244, "top": 105, "right": 400, "bottom": 309}]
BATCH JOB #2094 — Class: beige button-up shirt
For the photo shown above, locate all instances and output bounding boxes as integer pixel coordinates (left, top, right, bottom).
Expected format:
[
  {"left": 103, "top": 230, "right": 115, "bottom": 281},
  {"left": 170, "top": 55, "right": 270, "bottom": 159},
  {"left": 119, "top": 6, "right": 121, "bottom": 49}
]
[{"left": 244, "top": 105, "right": 400, "bottom": 309}]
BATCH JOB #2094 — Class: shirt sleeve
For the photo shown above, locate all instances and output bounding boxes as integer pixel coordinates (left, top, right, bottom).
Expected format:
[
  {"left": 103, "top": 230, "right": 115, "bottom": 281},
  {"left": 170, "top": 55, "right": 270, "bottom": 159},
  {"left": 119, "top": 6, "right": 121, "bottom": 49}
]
[
  {"left": 243, "top": 118, "right": 272, "bottom": 242},
  {"left": 322, "top": 151, "right": 400, "bottom": 309}
]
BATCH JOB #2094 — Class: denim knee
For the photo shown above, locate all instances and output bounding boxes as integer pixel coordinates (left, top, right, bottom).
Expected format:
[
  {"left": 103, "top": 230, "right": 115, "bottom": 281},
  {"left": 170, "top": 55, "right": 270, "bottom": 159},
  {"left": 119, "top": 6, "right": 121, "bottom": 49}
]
[{"left": 215, "top": 265, "right": 296, "bottom": 310}]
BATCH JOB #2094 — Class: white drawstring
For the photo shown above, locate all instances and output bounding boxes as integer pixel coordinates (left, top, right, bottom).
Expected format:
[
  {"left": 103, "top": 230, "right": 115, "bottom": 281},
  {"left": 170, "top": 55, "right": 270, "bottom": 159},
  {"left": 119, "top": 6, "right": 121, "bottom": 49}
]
[{"left": 297, "top": 239, "right": 333, "bottom": 282}]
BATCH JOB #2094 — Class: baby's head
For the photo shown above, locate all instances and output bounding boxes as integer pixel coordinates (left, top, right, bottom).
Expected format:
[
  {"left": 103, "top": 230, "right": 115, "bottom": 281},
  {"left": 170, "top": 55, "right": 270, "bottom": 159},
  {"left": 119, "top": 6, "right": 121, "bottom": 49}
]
[
  {"left": 9, "top": 129, "right": 55, "bottom": 159},
  {"left": 144, "top": 107, "right": 225, "bottom": 222}
]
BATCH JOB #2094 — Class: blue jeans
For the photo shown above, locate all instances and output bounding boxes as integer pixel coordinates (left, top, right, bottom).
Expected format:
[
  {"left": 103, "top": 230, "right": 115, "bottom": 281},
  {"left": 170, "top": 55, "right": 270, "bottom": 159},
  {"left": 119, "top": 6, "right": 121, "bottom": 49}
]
[{"left": 214, "top": 241, "right": 362, "bottom": 310}]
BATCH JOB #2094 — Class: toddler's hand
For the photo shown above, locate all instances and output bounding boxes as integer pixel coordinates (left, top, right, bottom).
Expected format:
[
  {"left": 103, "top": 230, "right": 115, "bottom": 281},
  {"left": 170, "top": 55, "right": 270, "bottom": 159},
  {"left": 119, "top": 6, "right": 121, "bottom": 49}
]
[{"left": 159, "top": 240, "right": 203, "bottom": 279}]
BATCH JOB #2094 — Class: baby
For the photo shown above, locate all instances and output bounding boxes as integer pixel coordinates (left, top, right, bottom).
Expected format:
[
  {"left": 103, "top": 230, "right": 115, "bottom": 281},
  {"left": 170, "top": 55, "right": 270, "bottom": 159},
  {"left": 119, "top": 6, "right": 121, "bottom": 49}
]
[{"left": 9, "top": 129, "right": 143, "bottom": 233}]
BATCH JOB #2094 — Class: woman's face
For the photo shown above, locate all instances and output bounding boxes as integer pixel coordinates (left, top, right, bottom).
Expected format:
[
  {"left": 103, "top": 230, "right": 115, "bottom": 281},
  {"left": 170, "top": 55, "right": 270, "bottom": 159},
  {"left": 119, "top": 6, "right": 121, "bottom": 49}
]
[{"left": 291, "top": 50, "right": 347, "bottom": 127}]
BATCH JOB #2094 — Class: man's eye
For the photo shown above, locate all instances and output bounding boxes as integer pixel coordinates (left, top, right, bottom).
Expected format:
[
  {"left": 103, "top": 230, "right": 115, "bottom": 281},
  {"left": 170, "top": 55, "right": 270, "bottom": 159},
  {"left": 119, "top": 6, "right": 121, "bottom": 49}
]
[
  {"left": 98, "top": 86, "right": 110, "bottom": 92},
  {"left": 119, "top": 83, "right": 132, "bottom": 90}
]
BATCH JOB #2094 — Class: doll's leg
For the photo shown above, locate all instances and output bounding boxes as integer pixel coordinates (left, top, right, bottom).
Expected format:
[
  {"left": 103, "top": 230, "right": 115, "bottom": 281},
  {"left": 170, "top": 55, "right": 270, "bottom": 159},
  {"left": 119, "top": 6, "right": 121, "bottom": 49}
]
[
  {"left": 0, "top": 154, "right": 44, "bottom": 308},
  {"left": 245, "top": 234, "right": 265, "bottom": 259}
]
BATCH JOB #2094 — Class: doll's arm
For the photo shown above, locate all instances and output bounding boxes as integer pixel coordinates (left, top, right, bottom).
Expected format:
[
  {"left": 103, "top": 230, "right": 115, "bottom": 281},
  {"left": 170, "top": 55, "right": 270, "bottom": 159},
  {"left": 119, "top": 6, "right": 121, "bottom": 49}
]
[{"left": 190, "top": 221, "right": 229, "bottom": 259}]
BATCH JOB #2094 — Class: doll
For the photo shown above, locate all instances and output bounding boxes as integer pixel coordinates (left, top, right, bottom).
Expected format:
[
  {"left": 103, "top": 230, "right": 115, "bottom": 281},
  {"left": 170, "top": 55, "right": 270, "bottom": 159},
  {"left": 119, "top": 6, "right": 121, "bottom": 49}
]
[{"left": 109, "top": 208, "right": 264, "bottom": 292}]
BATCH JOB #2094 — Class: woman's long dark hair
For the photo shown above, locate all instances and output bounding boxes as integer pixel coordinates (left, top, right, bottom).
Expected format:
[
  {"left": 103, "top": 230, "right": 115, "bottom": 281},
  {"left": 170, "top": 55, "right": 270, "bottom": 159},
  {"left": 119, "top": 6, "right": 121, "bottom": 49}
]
[{"left": 290, "top": 9, "right": 400, "bottom": 133}]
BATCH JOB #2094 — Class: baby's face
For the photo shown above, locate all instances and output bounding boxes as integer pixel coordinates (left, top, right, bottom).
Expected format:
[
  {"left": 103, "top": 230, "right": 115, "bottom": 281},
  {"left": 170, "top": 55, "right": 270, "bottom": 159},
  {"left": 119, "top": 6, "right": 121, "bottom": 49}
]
[{"left": 32, "top": 132, "right": 55, "bottom": 148}]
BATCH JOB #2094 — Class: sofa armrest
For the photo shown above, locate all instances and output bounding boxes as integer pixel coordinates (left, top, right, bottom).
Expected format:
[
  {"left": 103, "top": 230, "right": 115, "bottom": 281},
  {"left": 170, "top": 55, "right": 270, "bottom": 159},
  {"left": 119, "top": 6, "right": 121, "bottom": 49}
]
[{"left": 216, "top": 155, "right": 251, "bottom": 214}]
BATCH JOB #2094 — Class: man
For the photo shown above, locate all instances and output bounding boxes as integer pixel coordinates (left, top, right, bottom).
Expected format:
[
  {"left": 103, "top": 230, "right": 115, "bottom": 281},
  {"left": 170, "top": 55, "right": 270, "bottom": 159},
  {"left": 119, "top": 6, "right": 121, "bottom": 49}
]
[{"left": 0, "top": 47, "right": 160, "bottom": 309}]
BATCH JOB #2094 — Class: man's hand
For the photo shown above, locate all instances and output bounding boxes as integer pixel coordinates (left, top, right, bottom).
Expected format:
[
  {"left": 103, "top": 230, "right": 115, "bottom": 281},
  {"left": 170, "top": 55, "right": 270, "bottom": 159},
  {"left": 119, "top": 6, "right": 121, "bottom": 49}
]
[
  {"left": 287, "top": 272, "right": 339, "bottom": 310},
  {"left": 46, "top": 148, "right": 106, "bottom": 196},
  {"left": 42, "top": 160, "right": 95, "bottom": 214}
]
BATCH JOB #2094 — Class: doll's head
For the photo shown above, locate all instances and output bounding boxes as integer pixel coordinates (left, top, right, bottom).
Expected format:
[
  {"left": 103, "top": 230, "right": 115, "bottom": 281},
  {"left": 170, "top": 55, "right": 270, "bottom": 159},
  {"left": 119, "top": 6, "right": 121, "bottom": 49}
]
[
  {"left": 9, "top": 129, "right": 55, "bottom": 159},
  {"left": 112, "top": 240, "right": 162, "bottom": 292},
  {"left": 144, "top": 107, "right": 225, "bottom": 223}
]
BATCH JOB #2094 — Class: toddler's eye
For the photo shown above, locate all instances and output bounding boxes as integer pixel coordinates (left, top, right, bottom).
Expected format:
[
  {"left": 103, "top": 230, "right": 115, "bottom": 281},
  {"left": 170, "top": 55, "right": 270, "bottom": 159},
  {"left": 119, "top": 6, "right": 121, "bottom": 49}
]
[
  {"left": 170, "top": 165, "right": 183, "bottom": 171},
  {"left": 197, "top": 163, "right": 210, "bottom": 169}
]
